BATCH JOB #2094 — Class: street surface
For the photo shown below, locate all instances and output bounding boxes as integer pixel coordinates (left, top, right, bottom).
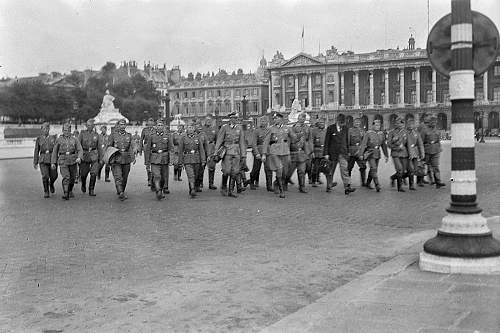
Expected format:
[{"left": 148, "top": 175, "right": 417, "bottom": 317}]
[{"left": 0, "top": 143, "right": 499, "bottom": 332}]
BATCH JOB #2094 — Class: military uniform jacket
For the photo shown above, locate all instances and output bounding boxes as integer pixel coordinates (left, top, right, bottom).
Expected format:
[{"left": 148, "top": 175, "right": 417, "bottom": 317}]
[
  {"left": 387, "top": 128, "right": 409, "bottom": 158},
  {"left": 178, "top": 134, "right": 206, "bottom": 165},
  {"left": 146, "top": 131, "right": 173, "bottom": 165},
  {"left": 262, "top": 124, "right": 291, "bottom": 156},
  {"left": 311, "top": 127, "right": 326, "bottom": 158},
  {"left": 243, "top": 129, "right": 259, "bottom": 156},
  {"left": 214, "top": 124, "right": 245, "bottom": 157},
  {"left": 51, "top": 135, "right": 83, "bottom": 165},
  {"left": 34, "top": 134, "right": 57, "bottom": 164},
  {"left": 108, "top": 131, "right": 134, "bottom": 164},
  {"left": 289, "top": 124, "right": 312, "bottom": 158},
  {"left": 141, "top": 126, "right": 155, "bottom": 162},
  {"left": 406, "top": 128, "right": 425, "bottom": 159},
  {"left": 347, "top": 127, "right": 365, "bottom": 157},
  {"left": 359, "top": 130, "right": 388, "bottom": 160},
  {"left": 79, "top": 129, "right": 102, "bottom": 163},
  {"left": 197, "top": 130, "right": 208, "bottom": 161},
  {"left": 421, "top": 127, "right": 441, "bottom": 154},
  {"left": 202, "top": 126, "right": 218, "bottom": 156},
  {"left": 99, "top": 133, "right": 109, "bottom": 152},
  {"left": 253, "top": 127, "right": 268, "bottom": 155}
]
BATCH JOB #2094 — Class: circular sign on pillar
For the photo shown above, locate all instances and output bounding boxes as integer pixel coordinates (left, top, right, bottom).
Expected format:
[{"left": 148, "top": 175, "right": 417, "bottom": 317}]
[{"left": 427, "top": 11, "right": 500, "bottom": 78}]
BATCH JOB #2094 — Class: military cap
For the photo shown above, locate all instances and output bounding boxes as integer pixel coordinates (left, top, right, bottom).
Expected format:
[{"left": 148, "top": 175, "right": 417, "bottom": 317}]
[
  {"left": 117, "top": 119, "right": 127, "bottom": 125},
  {"left": 86, "top": 118, "right": 95, "bottom": 125},
  {"left": 156, "top": 119, "right": 164, "bottom": 126},
  {"left": 336, "top": 114, "right": 346, "bottom": 122},
  {"left": 228, "top": 112, "right": 238, "bottom": 118},
  {"left": 41, "top": 122, "right": 50, "bottom": 128},
  {"left": 148, "top": 117, "right": 154, "bottom": 122}
]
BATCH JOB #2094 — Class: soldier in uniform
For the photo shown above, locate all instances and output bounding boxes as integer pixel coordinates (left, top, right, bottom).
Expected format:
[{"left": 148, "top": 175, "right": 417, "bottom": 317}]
[
  {"left": 51, "top": 123, "right": 83, "bottom": 200},
  {"left": 323, "top": 114, "right": 356, "bottom": 195},
  {"left": 248, "top": 116, "right": 268, "bottom": 191},
  {"left": 132, "top": 130, "right": 142, "bottom": 156},
  {"left": 359, "top": 119, "right": 388, "bottom": 192},
  {"left": 310, "top": 118, "right": 327, "bottom": 187},
  {"left": 33, "top": 122, "right": 58, "bottom": 198},
  {"left": 405, "top": 118, "right": 425, "bottom": 191},
  {"left": 194, "top": 119, "right": 207, "bottom": 191},
  {"left": 178, "top": 122, "right": 206, "bottom": 198},
  {"left": 287, "top": 113, "right": 312, "bottom": 193},
  {"left": 108, "top": 119, "right": 136, "bottom": 201},
  {"left": 72, "top": 129, "right": 80, "bottom": 184},
  {"left": 172, "top": 125, "right": 185, "bottom": 181},
  {"left": 97, "top": 125, "right": 111, "bottom": 182},
  {"left": 214, "top": 112, "right": 246, "bottom": 197},
  {"left": 201, "top": 116, "right": 218, "bottom": 190},
  {"left": 141, "top": 118, "right": 155, "bottom": 189},
  {"left": 261, "top": 112, "right": 292, "bottom": 198},
  {"left": 78, "top": 119, "right": 103, "bottom": 196},
  {"left": 145, "top": 119, "right": 173, "bottom": 200},
  {"left": 421, "top": 116, "right": 446, "bottom": 188},
  {"left": 387, "top": 117, "right": 409, "bottom": 192},
  {"left": 347, "top": 118, "right": 367, "bottom": 187}
]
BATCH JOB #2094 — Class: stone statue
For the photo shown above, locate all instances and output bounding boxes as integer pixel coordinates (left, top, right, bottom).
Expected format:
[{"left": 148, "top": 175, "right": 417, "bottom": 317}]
[
  {"left": 101, "top": 90, "right": 115, "bottom": 110},
  {"left": 288, "top": 98, "right": 310, "bottom": 124},
  {"left": 93, "top": 90, "right": 128, "bottom": 125}
]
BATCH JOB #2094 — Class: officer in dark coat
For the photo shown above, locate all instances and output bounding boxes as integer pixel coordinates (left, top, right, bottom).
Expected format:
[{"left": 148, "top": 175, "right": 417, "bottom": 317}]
[
  {"left": 33, "top": 122, "right": 58, "bottom": 198},
  {"left": 51, "top": 123, "right": 83, "bottom": 200},
  {"left": 145, "top": 119, "right": 173, "bottom": 200},
  {"left": 78, "top": 119, "right": 103, "bottom": 196},
  {"left": 108, "top": 119, "right": 136, "bottom": 201},
  {"left": 323, "top": 114, "right": 355, "bottom": 195},
  {"left": 248, "top": 116, "right": 268, "bottom": 190}
]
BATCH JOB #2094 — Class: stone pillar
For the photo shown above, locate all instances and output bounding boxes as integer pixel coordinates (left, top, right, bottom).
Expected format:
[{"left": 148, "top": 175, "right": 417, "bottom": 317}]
[
  {"left": 322, "top": 72, "right": 327, "bottom": 108},
  {"left": 415, "top": 67, "right": 421, "bottom": 107},
  {"left": 282, "top": 76, "right": 286, "bottom": 108},
  {"left": 230, "top": 89, "right": 235, "bottom": 112},
  {"left": 432, "top": 69, "right": 437, "bottom": 105},
  {"left": 204, "top": 90, "right": 208, "bottom": 114},
  {"left": 483, "top": 71, "right": 489, "bottom": 104},
  {"left": 294, "top": 75, "right": 299, "bottom": 100},
  {"left": 399, "top": 67, "right": 405, "bottom": 107},
  {"left": 383, "top": 69, "right": 390, "bottom": 107},
  {"left": 354, "top": 70, "right": 360, "bottom": 108},
  {"left": 268, "top": 75, "right": 272, "bottom": 110},
  {"left": 340, "top": 72, "right": 345, "bottom": 107},
  {"left": 308, "top": 74, "right": 313, "bottom": 108},
  {"left": 334, "top": 72, "right": 340, "bottom": 108},
  {"left": 369, "top": 70, "right": 374, "bottom": 108}
]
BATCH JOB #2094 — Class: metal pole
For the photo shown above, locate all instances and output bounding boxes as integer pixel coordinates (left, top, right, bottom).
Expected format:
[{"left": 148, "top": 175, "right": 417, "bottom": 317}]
[{"left": 420, "top": 0, "right": 500, "bottom": 273}]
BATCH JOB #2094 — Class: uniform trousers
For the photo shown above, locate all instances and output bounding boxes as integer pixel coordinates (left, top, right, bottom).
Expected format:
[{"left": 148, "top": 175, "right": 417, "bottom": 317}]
[
  {"left": 311, "top": 157, "right": 325, "bottom": 183},
  {"left": 392, "top": 157, "right": 409, "bottom": 177},
  {"left": 367, "top": 158, "right": 380, "bottom": 183},
  {"left": 98, "top": 161, "right": 110, "bottom": 179},
  {"left": 59, "top": 164, "right": 77, "bottom": 188},
  {"left": 184, "top": 163, "right": 202, "bottom": 185},
  {"left": 347, "top": 156, "right": 367, "bottom": 175},
  {"left": 39, "top": 163, "right": 58, "bottom": 184},
  {"left": 250, "top": 155, "right": 271, "bottom": 183},
  {"left": 266, "top": 155, "right": 290, "bottom": 180},
  {"left": 327, "top": 154, "right": 351, "bottom": 188},
  {"left": 425, "top": 153, "right": 441, "bottom": 181},
  {"left": 221, "top": 154, "right": 240, "bottom": 177},
  {"left": 80, "top": 160, "right": 99, "bottom": 179},
  {"left": 151, "top": 164, "right": 169, "bottom": 190},
  {"left": 111, "top": 163, "right": 131, "bottom": 194},
  {"left": 407, "top": 158, "right": 419, "bottom": 177}
]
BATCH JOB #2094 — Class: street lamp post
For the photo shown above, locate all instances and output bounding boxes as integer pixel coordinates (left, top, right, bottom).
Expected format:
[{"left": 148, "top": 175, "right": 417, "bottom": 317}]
[{"left": 241, "top": 95, "right": 248, "bottom": 120}]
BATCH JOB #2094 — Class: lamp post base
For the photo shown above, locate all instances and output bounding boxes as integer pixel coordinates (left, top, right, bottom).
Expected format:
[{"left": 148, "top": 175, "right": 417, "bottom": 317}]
[{"left": 419, "top": 251, "right": 500, "bottom": 274}]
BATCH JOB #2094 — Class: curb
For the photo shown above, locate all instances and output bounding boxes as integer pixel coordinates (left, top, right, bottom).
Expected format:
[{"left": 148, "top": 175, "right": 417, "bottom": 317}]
[{"left": 0, "top": 156, "right": 32, "bottom": 161}]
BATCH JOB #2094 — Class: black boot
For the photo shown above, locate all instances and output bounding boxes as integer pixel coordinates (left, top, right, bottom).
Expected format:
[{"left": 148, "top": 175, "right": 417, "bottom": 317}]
[
  {"left": 208, "top": 170, "right": 217, "bottom": 190},
  {"left": 62, "top": 184, "right": 69, "bottom": 200},
  {"left": 228, "top": 177, "right": 238, "bottom": 198},
  {"left": 417, "top": 176, "right": 424, "bottom": 187},
  {"left": 177, "top": 169, "right": 182, "bottom": 181},
  {"left": 105, "top": 167, "right": 110, "bottom": 182},
  {"left": 360, "top": 168, "right": 367, "bottom": 187},
  {"left": 236, "top": 174, "right": 244, "bottom": 193},
  {"left": 409, "top": 175, "right": 416, "bottom": 191},
  {"left": 89, "top": 175, "right": 97, "bottom": 196},
  {"left": 390, "top": 173, "right": 396, "bottom": 187},
  {"left": 49, "top": 180, "right": 55, "bottom": 194},
  {"left": 189, "top": 183, "right": 197, "bottom": 198},
  {"left": 147, "top": 170, "right": 152, "bottom": 187},
  {"left": 81, "top": 175, "right": 87, "bottom": 193},
  {"left": 43, "top": 179, "right": 50, "bottom": 198},
  {"left": 344, "top": 184, "right": 356, "bottom": 195},
  {"left": 366, "top": 174, "right": 374, "bottom": 189},
  {"left": 298, "top": 174, "right": 307, "bottom": 193},
  {"left": 435, "top": 176, "right": 445, "bottom": 188},
  {"left": 397, "top": 175, "right": 405, "bottom": 192},
  {"left": 374, "top": 177, "right": 381, "bottom": 192},
  {"left": 68, "top": 182, "right": 75, "bottom": 198},
  {"left": 220, "top": 175, "right": 228, "bottom": 196},
  {"left": 266, "top": 172, "right": 273, "bottom": 192},
  {"left": 277, "top": 177, "right": 285, "bottom": 198}
]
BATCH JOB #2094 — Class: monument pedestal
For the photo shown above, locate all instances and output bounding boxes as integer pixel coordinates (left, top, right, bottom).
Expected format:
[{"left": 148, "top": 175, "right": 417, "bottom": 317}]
[{"left": 93, "top": 107, "right": 128, "bottom": 125}]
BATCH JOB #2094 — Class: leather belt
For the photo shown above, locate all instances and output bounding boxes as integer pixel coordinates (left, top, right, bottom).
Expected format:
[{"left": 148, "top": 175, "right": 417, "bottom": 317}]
[
  {"left": 374, "top": 145, "right": 380, "bottom": 149},
  {"left": 153, "top": 150, "right": 166, "bottom": 153},
  {"left": 59, "top": 152, "right": 74, "bottom": 156},
  {"left": 120, "top": 149, "right": 127, "bottom": 152},
  {"left": 184, "top": 150, "right": 198, "bottom": 154},
  {"left": 85, "top": 148, "right": 97, "bottom": 151},
  {"left": 43, "top": 150, "right": 51, "bottom": 154},
  {"left": 410, "top": 144, "right": 415, "bottom": 147}
]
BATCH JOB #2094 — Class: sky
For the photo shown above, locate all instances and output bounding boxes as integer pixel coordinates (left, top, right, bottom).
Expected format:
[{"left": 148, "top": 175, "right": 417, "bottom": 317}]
[{"left": 0, "top": 0, "right": 499, "bottom": 78}]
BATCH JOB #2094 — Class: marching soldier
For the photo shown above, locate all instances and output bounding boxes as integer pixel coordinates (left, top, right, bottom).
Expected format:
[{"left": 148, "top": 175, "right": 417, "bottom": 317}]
[
  {"left": 141, "top": 118, "right": 155, "bottom": 189},
  {"left": 347, "top": 118, "right": 367, "bottom": 187},
  {"left": 323, "top": 114, "right": 356, "bottom": 195},
  {"left": 132, "top": 130, "right": 142, "bottom": 156},
  {"left": 172, "top": 125, "right": 185, "bottom": 181},
  {"left": 72, "top": 129, "right": 80, "bottom": 184},
  {"left": 194, "top": 119, "right": 207, "bottom": 191},
  {"left": 387, "top": 117, "right": 409, "bottom": 192},
  {"left": 359, "top": 119, "right": 388, "bottom": 192},
  {"left": 214, "top": 112, "right": 246, "bottom": 197},
  {"left": 78, "top": 119, "right": 103, "bottom": 196},
  {"left": 97, "top": 125, "right": 111, "bottom": 182},
  {"left": 261, "top": 112, "right": 292, "bottom": 198},
  {"left": 406, "top": 118, "right": 425, "bottom": 191},
  {"left": 51, "top": 123, "right": 83, "bottom": 200},
  {"left": 145, "top": 119, "right": 173, "bottom": 200},
  {"left": 201, "top": 115, "right": 218, "bottom": 190},
  {"left": 287, "top": 113, "right": 312, "bottom": 193},
  {"left": 108, "top": 119, "right": 136, "bottom": 201},
  {"left": 248, "top": 116, "right": 269, "bottom": 191},
  {"left": 33, "top": 122, "right": 58, "bottom": 198},
  {"left": 310, "top": 118, "right": 327, "bottom": 187},
  {"left": 421, "top": 116, "right": 446, "bottom": 188},
  {"left": 178, "top": 122, "right": 206, "bottom": 198}
]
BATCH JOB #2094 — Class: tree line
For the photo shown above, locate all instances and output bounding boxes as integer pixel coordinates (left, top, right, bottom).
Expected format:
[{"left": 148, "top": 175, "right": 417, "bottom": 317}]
[{"left": 0, "top": 62, "right": 160, "bottom": 124}]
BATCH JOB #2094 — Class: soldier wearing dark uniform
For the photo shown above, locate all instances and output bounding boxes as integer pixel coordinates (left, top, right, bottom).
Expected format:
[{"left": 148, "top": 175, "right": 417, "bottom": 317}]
[
  {"left": 51, "top": 123, "right": 83, "bottom": 200},
  {"left": 145, "top": 119, "right": 173, "bottom": 200},
  {"left": 132, "top": 130, "right": 141, "bottom": 156},
  {"left": 287, "top": 113, "right": 312, "bottom": 193},
  {"left": 347, "top": 118, "right": 367, "bottom": 187},
  {"left": 201, "top": 116, "right": 218, "bottom": 190},
  {"left": 97, "top": 125, "right": 111, "bottom": 182},
  {"left": 387, "top": 117, "right": 409, "bottom": 192},
  {"left": 214, "top": 113, "right": 246, "bottom": 197},
  {"left": 108, "top": 119, "right": 136, "bottom": 201},
  {"left": 78, "top": 119, "right": 103, "bottom": 196},
  {"left": 417, "top": 115, "right": 432, "bottom": 185},
  {"left": 172, "top": 125, "right": 185, "bottom": 181},
  {"left": 359, "top": 119, "right": 388, "bottom": 192},
  {"left": 194, "top": 120, "right": 207, "bottom": 191},
  {"left": 248, "top": 116, "right": 268, "bottom": 191},
  {"left": 238, "top": 120, "right": 257, "bottom": 193},
  {"left": 33, "top": 122, "right": 58, "bottom": 198},
  {"left": 73, "top": 129, "right": 80, "bottom": 184},
  {"left": 405, "top": 118, "right": 425, "bottom": 191},
  {"left": 310, "top": 118, "right": 327, "bottom": 187},
  {"left": 141, "top": 118, "right": 155, "bottom": 188},
  {"left": 262, "top": 112, "right": 292, "bottom": 198},
  {"left": 178, "top": 122, "right": 206, "bottom": 198},
  {"left": 421, "top": 116, "right": 446, "bottom": 188}
]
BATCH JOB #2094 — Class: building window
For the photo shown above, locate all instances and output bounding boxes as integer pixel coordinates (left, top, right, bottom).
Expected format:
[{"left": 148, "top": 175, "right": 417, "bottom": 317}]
[
  {"left": 411, "top": 71, "right": 416, "bottom": 81},
  {"left": 300, "top": 75, "right": 307, "bottom": 87},
  {"left": 426, "top": 90, "right": 432, "bottom": 103},
  {"left": 314, "top": 92, "right": 322, "bottom": 107},
  {"left": 217, "top": 90, "right": 221, "bottom": 97},
  {"left": 395, "top": 92, "right": 401, "bottom": 104},
  {"left": 410, "top": 90, "right": 416, "bottom": 104},
  {"left": 243, "top": 89, "right": 248, "bottom": 97},
  {"left": 493, "top": 87, "right": 500, "bottom": 102},
  {"left": 184, "top": 92, "right": 188, "bottom": 98},
  {"left": 192, "top": 91, "right": 196, "bottom": 98},
  {"left": 288, "top": 77, "right": 294, "bottom": 88},
  {"left": 476, "top": 91, "right": 484, "bottom": 101},
  {"left": 254, "top": 88, "right": 259, "bottom": 96},
  {"left": 175, "top": 92, "right": 180, "bottom": 99},
  {"left": 380, "top": 92, "right": 385, "bottom": 104},
  {"left": 315, "top": 74, "right": 321, "bottom": 85},
  {"left": 494, "top": 66, "right": 500, "bottom": 76},
  {"left": 236, "top": 89, "right": 240, "bottom": 97}
]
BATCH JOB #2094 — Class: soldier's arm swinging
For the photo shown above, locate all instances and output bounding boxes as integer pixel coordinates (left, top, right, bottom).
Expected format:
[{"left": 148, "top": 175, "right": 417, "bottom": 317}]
[
  {"left": 51, "top": 141, "right": 59, "bottom": 169},
  {"left": 178, "top": 137, "right": 184, "bottom": 165},
  {"left": 75, "top": 138, "right": 83, "bottom": 163},
  {"left": 33, "top": 137, "right": 40, "bottom": 169}
]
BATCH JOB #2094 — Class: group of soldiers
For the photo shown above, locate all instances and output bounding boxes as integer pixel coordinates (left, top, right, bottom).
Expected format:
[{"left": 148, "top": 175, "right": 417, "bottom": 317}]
[{"left": 33, "top": 111, "right": 445, "bottom": 201}]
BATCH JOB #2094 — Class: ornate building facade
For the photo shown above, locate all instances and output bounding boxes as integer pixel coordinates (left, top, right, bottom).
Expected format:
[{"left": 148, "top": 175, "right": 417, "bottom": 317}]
[{"left": 267, "top": 38, "right": 500, "bottom": 132}]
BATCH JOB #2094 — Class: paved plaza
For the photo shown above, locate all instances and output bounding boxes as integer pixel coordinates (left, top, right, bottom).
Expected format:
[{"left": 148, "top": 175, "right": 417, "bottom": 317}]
[{"left": 0, "top": 142, "right": 499, "bottom": 332}]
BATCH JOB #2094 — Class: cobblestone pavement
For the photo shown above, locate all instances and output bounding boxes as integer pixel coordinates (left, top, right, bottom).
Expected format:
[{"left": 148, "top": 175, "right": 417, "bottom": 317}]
[{"left": 0, "top": 143, "right": 499, "bottom": 332}]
